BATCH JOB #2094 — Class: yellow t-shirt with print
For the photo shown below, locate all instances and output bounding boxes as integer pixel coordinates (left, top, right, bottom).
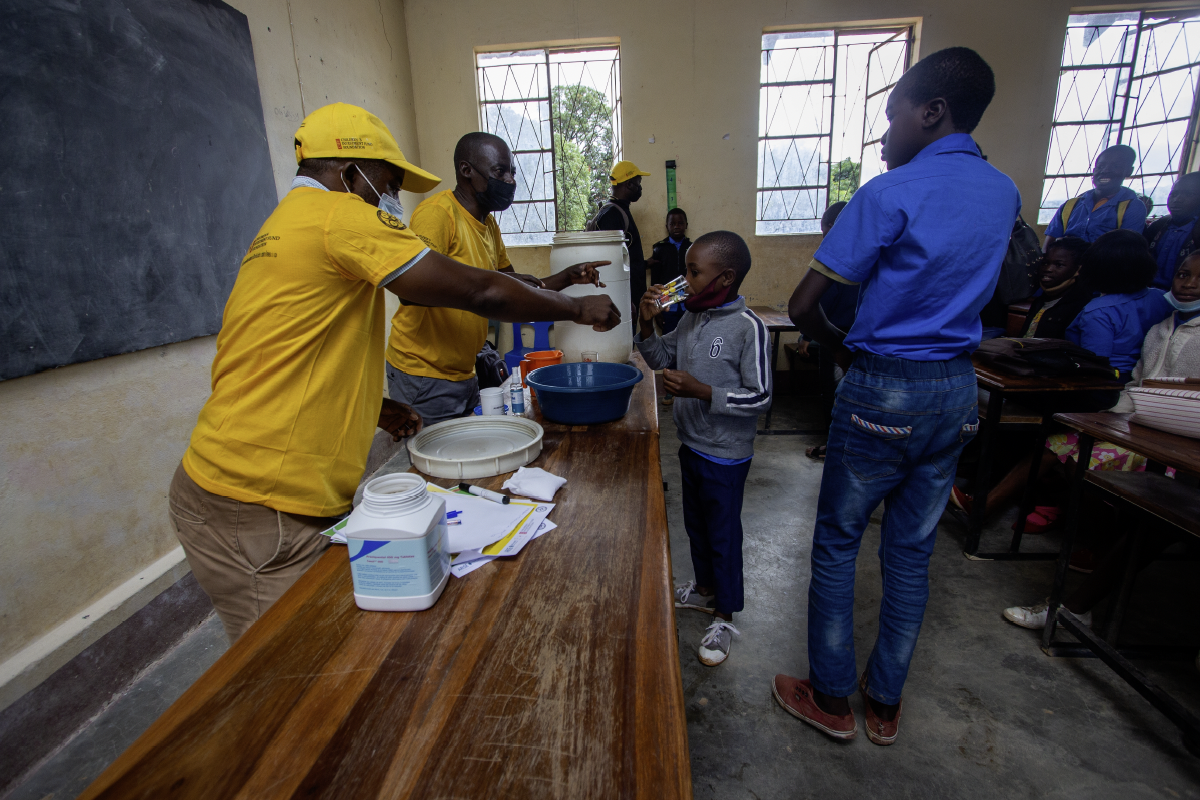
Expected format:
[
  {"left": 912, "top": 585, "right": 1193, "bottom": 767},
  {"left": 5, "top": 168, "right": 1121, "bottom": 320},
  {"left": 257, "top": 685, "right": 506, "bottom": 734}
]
[
  {"left": 182, "top": 187, "right": 430, "bottom": 517},
  {"left": 385, "top": 190, "right": 511, "bottom": 381}
]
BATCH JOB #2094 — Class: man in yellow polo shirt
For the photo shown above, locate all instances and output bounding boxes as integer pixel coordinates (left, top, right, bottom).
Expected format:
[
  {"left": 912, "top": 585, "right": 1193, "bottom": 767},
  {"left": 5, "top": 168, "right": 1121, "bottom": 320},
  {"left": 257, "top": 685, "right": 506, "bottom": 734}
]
[
  {"left": 387, "top": 132, "right": 606, "bottom": 422},
  {"left": 169, "top": 104, "right": 618, "bottom": 641}
]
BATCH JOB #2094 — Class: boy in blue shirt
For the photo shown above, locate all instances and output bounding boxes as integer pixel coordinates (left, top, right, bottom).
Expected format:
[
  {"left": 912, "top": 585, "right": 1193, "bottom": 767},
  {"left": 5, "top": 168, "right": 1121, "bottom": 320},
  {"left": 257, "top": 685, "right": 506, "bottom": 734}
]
[
  {"left": 771, "top": 47, "right": 1020, "bottom": 746},
  {"left": 1044, "top": 144, "right": 1147, "bottom": 248}
]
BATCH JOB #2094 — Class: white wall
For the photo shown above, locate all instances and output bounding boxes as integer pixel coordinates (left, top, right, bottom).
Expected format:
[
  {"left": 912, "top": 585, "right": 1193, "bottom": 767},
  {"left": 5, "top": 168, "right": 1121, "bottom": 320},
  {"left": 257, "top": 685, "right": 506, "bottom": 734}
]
[{"left": 0, "top": 0, "right": 427, "bottom": 707}]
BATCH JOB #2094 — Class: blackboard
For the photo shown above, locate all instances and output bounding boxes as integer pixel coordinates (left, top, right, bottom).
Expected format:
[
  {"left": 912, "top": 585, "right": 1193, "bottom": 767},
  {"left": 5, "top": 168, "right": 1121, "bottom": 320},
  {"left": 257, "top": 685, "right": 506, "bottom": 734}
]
[{"left": 0, "top": 0, "right": 277, "bottom": 381}]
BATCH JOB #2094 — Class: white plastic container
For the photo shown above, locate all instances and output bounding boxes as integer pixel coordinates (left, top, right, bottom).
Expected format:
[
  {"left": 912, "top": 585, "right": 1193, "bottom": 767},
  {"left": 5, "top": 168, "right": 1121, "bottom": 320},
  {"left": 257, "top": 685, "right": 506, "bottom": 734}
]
[
  {"left": 342, "top": 474, "right": 450, "bottom": 612},
  {"left": 551, "top": 230, "right": 633, "bottom": 363}
]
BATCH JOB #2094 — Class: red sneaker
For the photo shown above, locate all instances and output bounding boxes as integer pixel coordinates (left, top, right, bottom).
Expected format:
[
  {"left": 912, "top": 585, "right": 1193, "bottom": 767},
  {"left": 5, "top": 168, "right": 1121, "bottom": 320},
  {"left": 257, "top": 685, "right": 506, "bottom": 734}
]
[
  {"left": 771, "top": 675, "right": 857, "bottom": 741},
  {"left": 858, "top": 672, "right": 902, "bottom": 746}
]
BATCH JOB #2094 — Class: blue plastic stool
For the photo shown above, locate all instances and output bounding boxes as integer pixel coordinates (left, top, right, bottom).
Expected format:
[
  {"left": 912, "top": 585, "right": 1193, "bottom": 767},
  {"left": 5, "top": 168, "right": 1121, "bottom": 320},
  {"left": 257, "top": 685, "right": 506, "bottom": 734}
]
[{"left": 503, "top": 321, "right": 553, "bottom": 372}]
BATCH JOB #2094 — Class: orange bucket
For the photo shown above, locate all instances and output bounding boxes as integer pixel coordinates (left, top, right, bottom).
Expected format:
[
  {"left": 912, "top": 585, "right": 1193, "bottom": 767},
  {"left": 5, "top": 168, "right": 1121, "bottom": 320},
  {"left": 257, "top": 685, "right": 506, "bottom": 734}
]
[{"left": 519, "top": 349, "right": 563, "bottom": 387}]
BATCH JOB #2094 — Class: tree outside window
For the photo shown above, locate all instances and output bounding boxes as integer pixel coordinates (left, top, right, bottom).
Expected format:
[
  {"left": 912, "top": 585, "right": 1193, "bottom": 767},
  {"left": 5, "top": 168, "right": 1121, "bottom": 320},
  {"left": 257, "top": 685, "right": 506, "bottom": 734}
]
[{"left": 477, "top": 47, "right": 622, "bottom": 245}]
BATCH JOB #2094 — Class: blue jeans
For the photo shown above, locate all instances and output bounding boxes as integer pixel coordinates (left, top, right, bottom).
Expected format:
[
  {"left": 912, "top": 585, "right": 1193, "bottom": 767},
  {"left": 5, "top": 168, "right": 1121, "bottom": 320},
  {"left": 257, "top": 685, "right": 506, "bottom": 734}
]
[
  {"left": 679, "top": 445, "right": 752, "bottom": 615},
  {"left": 807, "top": 352, "right": 978, "bottom": 704}
]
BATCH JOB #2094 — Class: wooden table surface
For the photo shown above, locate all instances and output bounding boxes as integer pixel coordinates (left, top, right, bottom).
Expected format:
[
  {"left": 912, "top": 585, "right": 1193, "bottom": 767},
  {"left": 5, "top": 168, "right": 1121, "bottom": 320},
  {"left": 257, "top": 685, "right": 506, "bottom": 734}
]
[
  {"left": 972, "top": 354, "right": 1124, "bottom": 394},
  {"left": 748, "top": 305, "right": 795, "bottom": 331},
  {"left": 1054, "top": 411, "right": 1200, "bottom": 477},
  {"left": 81, "top": 353, "right": 691, "bottom": 800}
]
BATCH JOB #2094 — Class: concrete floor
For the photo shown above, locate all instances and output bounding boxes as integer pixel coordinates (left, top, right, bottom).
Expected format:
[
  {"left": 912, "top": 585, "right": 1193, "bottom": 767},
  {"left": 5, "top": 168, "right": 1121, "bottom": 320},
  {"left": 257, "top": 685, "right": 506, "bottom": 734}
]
[
  {"left": 10, "top": 391, "right": 1200, "bottom": 799},
  {"left": 6, "top": 614, "right": 229, "bottom": 800},
  {"left": 666, "top": 394, "right": 1200, "bottom": 799}
]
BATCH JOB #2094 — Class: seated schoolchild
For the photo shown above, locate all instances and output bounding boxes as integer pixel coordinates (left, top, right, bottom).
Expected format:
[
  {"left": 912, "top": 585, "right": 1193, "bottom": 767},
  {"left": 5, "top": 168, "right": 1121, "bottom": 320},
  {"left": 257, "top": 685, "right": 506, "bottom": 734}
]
[
  {"left": 1020, "top": 236, "right": 1090, "bottom": 339},
  {"left": 1002, "top": 254, "right": 1200, "bottom": 629},
  {"left": 1044, "top": 144, "right": 1147, "bottom": 248},
  {"left": 1065, "top": 229, "right": 1171, "bottom": 383},
  {"left": 636, "top": 231, "right": 771, "bottom": 667},
  {"left": 1144, "top": 171, "right": 1200, "bottom": 290},
  {"left": 952, "top": 250, "right": 1193, "bottom": 525}
]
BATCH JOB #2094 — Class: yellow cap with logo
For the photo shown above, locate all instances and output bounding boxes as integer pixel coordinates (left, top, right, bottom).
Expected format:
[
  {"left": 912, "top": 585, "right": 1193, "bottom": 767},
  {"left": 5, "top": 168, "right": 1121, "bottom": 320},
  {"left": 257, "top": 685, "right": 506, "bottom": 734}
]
[
  {"left": 294, "top": 103, "right": 441, "bottom": 194},
  {"left": 610, "top": 160, "right": 651, "bottom": 185}
]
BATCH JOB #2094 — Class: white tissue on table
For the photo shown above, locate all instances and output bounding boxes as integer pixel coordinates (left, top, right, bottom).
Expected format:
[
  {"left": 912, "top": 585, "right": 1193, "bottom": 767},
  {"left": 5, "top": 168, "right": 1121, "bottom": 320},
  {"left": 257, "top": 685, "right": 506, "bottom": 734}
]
[{"left": 501, "top": 466, "right": 567, "bottom": 501}]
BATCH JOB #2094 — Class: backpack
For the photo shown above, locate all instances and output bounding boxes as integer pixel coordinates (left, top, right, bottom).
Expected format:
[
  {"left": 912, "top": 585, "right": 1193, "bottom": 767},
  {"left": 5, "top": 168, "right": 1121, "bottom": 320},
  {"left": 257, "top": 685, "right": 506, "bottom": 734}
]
[
  {"left": 1056, "top": 195, "right": 1132, "bottom": 233},
  {"left": 585, "top": 201, "right": 631, "bottom": 233},
  {"left": 974, "top": 337, "right": 1117, "bottom": 379},
  {"left": 474, "top": 341, "right": 509, "bottom": 389},
  {"left": 994, "top": 215, "right": 1042, "bottom": 305}
]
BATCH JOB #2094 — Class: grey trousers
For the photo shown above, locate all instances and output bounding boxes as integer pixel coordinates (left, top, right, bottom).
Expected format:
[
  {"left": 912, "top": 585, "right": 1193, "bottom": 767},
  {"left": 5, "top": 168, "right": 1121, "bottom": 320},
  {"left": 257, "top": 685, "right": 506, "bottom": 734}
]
[{"left": 386, "top": 364, "right": 480, "bottom": 426}]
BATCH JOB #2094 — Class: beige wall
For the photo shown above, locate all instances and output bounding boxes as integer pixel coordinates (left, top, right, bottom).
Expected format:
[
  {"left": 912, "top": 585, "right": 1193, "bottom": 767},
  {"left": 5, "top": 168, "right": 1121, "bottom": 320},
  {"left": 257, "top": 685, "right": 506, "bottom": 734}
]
[
  {"left": 401, "top": 0, "right": 1076, "bottom": 354},
  {"left": 0, "top": 0, "right": 424, "bottom": 692}
]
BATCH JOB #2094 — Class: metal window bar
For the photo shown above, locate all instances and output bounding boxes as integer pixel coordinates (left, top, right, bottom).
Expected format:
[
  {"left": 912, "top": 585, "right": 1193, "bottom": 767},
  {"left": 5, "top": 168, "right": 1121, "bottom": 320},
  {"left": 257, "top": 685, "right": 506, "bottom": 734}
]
[
  {"left": 1039, "top": 10, "right": 1200, "bottom": 221},
  {"left": 476, "top": 46, "right": 621, "bottom": 239},
  {"left": 756, "top": 27, "right": 910, "bottom": 229}
]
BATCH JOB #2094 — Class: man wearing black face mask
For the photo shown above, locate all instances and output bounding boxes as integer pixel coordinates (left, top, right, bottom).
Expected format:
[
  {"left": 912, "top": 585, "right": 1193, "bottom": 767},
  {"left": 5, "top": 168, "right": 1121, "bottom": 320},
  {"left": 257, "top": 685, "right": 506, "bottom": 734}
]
[
  {"left": 593, "top": 161, "right": 651, "bottom": 321},
  {"left": 386, "top": 132, "right": 608, "bottom": 424}
]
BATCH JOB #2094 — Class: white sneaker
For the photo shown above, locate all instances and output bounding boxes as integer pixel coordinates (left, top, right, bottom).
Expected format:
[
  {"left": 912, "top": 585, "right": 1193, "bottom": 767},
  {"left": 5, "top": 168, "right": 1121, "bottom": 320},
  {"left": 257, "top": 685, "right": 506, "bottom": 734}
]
[
  {"left": 1003, "top": 601, "right": 1091, "bottom": 630},
  {"left": 674, "top": 580, "right": 714, "bottom": 613},
  {"left": 698, "top": 620, "right": 740, "bottom": 666}
]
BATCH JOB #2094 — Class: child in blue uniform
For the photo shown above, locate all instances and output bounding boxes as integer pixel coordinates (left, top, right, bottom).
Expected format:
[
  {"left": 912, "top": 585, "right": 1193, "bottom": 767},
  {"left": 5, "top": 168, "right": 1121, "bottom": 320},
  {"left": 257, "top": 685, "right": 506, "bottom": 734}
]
[
  {"left": 1067, "top": 229, "right": 1171, "bottom": 381},
  {"left": 771, "top": 47, "right": 1020, "bottom": 746}
]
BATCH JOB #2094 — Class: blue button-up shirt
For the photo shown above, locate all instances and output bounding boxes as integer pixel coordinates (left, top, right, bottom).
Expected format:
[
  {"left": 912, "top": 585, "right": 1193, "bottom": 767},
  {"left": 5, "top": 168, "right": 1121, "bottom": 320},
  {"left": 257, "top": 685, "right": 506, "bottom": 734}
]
[
  {"left": 1150, "top": 217, "right": 1195, "bottom": 289},
  {"left": 813, "top": 133, "right": 1021, "bottom": 361},
  {"left": 1065, "top": 288, "right": 1172, "bottom": 377},
  {"left": 1045, "top": 186, "right": 1147, "bottom": 242}
]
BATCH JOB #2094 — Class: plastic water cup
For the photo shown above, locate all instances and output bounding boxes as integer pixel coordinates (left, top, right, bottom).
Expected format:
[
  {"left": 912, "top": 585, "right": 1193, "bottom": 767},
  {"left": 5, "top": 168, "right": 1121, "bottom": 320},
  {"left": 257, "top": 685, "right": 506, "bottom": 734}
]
[
  {"left": 480, "top": 387, "right": 504, "bottom": 416},
  {"left": 581, "top": 351, "right": 598, "bottom": 362}
]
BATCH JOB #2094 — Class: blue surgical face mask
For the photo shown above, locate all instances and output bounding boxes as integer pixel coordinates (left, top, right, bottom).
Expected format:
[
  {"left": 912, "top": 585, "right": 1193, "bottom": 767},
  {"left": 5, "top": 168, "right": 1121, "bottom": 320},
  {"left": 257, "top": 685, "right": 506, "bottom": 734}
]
[
  {"left": 344, "top": 168, "right": 405, "bottom": 219},
  {"left": 1166, "top": 290, "right": 1200, "bottom": 313}
]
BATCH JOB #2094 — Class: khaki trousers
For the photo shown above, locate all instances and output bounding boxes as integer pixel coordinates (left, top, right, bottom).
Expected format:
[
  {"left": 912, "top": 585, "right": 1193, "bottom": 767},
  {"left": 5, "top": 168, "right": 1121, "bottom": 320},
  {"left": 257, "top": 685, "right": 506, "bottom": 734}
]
[{"left": 168, "top": 464, "right": 335, "bottom": 642}]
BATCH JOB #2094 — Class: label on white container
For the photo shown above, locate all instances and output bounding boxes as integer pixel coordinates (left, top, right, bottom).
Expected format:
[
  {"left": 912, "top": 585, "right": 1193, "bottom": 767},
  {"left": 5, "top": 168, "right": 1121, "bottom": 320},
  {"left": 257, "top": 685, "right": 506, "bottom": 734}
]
[{"left": 348, "top": 524, "right": 449, "bottom": 597}]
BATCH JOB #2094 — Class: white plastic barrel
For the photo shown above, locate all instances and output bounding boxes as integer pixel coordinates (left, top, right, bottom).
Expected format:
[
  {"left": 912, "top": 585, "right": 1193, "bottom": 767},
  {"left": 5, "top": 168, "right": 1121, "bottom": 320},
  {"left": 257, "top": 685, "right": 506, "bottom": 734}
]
[{"left": 550, "top": 230, "right": 633, "bottom": 363}]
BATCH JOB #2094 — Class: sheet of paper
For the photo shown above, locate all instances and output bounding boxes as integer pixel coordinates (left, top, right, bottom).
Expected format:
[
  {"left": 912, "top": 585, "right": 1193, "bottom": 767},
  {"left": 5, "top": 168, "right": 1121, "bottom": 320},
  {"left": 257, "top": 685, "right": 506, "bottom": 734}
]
[
  {"left": 427, "top": 484, "right": 533, "bottom": 552},
  {"left": 449, "top": 519, "right": 558, "bottom": 578}
]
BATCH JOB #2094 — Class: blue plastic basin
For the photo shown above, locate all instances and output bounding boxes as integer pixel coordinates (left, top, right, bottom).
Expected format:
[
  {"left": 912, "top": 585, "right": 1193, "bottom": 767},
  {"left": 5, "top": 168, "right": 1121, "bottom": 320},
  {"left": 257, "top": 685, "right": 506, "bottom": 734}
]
[{"left": 525, "top": 362, "right": 644, "bottom": 425}]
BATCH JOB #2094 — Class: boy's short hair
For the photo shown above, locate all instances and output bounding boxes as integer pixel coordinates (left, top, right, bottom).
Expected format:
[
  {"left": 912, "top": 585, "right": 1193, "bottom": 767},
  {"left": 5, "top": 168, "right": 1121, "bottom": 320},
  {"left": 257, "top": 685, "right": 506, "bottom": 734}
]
[
  {"left": 1099, "top": 144, "right": 1136, "bottom": 171},
  {"left": 1079, "top": 229, "right": 1157, "bottom": 294},
  {"left": 666, "top": 207, "right": 688, "bottom": 222},
  {"left": 897, "top": 47, "right": 995, "bottom": 133},
  {"left": 694, "top": 230, "right": 751, "bottom": 290},
  {"left": 1047, "top": 235, "right": 1089, "bottom": 264},
  {"left": 821, "top": 201, "right": 847, "bottom": 232}
]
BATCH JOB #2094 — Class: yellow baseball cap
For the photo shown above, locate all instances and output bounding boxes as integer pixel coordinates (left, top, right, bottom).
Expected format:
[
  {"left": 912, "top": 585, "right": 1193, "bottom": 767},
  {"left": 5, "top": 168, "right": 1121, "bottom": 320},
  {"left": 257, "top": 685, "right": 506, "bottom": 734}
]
[
  {"left": 610, "top": 160, "right": 651, "bottom": 185},
  {"left": 294, "top": 103, "right": 441, "bottom": 193}
]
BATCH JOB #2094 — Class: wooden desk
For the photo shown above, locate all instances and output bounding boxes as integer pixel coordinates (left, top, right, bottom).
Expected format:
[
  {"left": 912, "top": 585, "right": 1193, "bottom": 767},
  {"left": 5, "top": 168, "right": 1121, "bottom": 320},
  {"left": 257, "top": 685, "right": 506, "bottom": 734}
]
[
  {"left": 747, "top": 305, "right": 821, "bottom": 435},
  {"left": 1042, "top": 411, "right": 1200, "bottom": 756},
  {"left": 81, "top": 354, "right": 692, "bottom": 800},
  {"left": 964, "top": 357, "right": 1123, "bottom": 559}
]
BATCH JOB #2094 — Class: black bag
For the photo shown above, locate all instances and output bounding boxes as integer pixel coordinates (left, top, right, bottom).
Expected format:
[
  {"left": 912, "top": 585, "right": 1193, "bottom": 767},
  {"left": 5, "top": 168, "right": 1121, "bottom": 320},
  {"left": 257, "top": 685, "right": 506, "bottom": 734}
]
[
  {"left": 474, "top": 341, "right": 509, "bottom": 389},
  {"left": 994, "top": 215, "right": 1042, "bottom": 305},
  {"left": 974, "top": 337, "right": 1116, "bottom": 379}
]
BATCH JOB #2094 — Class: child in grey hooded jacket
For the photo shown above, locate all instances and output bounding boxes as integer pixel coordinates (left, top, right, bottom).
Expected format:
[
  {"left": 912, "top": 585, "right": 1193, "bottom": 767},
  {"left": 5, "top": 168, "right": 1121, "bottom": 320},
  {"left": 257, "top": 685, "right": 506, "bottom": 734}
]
[{"left": 636, "top": 231, "right": 771, "bottom": 667}]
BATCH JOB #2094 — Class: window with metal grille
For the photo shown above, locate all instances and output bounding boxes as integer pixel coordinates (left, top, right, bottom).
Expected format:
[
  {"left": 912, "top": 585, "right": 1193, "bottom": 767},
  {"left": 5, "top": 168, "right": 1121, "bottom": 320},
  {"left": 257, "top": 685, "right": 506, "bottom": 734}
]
[
  {"left": 476, "top": 46, "right": 622, "bottom": 246},
  {"left": 1039, "top": 10, "right": 1200, "bottom": 223},
  {"left": 756, "top": 27, "right": 911, "bottom": 235}
]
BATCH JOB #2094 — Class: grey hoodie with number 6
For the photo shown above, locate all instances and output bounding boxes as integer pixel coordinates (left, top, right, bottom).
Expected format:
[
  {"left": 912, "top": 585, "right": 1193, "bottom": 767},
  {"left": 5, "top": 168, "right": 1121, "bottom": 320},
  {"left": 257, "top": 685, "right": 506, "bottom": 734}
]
[{"left": 635, "top": 296, "right": 772, "bottom": 461}]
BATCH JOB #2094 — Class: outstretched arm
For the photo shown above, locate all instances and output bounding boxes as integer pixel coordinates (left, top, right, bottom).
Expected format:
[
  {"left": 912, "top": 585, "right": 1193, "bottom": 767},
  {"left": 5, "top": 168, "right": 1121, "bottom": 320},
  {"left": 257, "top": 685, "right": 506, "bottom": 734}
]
[{"left": 388, "top": 251, "right": 621, "bottom": 330}]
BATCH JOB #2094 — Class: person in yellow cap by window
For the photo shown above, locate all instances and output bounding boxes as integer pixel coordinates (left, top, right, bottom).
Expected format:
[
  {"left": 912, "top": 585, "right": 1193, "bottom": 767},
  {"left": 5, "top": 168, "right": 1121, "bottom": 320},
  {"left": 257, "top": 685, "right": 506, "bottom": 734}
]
[
  {"left": 589, "top": 160, "right": 651, "bottom": 319},
  {"left": 169, "top": 103, "right": 620, "bottom": 642},
  {"left": 387, "top": 132, "right": 608, "bottom": 424}
]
